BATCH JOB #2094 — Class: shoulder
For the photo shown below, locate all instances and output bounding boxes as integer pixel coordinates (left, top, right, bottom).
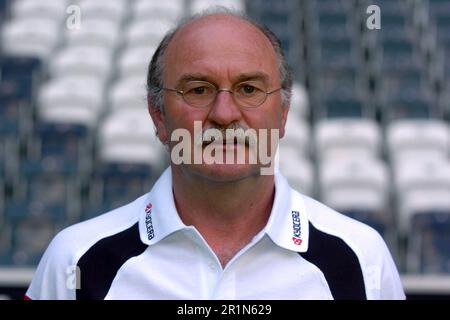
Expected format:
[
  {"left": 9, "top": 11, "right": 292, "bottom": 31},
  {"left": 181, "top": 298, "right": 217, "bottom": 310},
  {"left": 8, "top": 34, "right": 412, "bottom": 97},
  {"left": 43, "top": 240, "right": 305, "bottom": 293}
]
[
  {"left": 301, "top": 194, "right": 405, "bottom": 299},
  {"left": 26, "top": 194, "right": 148, "bottom": 300},
  {"left": 53, "top": 194, "right": 146, "bottom": 256},
  {"left": 302, "top": 195, "right": 385, "bottom": 251}
]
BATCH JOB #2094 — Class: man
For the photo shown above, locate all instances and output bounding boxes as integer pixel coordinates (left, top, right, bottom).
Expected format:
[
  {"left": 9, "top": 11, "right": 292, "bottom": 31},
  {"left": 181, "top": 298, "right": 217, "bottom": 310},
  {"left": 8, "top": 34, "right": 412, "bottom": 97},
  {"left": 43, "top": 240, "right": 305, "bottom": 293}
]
[{"left": 26, "top": 9, "right": 405, "bottom": 300}]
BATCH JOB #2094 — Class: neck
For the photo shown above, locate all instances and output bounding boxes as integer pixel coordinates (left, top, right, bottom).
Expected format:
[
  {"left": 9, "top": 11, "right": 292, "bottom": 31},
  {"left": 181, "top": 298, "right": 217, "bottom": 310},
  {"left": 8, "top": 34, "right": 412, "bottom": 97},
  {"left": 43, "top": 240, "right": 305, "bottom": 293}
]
[{"left": 172, "top": 165, "right": 275, "bottom": 267}]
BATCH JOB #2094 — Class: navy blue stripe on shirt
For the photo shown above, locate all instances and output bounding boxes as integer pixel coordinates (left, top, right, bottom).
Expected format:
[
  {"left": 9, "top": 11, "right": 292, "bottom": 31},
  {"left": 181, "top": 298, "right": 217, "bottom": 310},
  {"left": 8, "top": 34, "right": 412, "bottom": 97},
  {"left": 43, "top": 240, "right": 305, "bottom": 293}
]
[
  {"left": 76, "top": 222, "right": 147, "bottom": 300},
  {"left": 299, "top": 222, "right": 367, "bottom": 299}
]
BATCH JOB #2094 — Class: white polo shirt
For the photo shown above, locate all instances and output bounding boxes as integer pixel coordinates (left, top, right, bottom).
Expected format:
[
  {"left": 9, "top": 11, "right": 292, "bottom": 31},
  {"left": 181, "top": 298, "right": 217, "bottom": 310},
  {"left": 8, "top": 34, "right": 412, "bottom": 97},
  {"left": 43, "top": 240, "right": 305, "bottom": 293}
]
[{"left": 26, "top": 168, "right": 405, "bottom": 300}]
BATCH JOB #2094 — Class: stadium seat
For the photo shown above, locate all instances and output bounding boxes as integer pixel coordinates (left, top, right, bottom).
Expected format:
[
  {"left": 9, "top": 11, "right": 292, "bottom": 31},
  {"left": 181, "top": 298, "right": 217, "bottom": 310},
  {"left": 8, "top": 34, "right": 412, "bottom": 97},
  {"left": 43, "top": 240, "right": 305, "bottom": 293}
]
[
  {"left": 77, "top": 0, "right": 127, "bottom": 23},
  {"left": 315, "top": 118, "right": 382, "bottom": 161},
  {"left": 65, "top": 18, "right": 120, "bottom": 49},
  {"left": 87, "top": 162, "right": 155, "bottom": 219},
  {"left": 319, "top": 157, "right": 390, "bottom": 235},
  {"left": 98, "top": 109, "right": 165, "bottom": 166},
  {"left": 277, "top": 144, "right": 314, "bottom": 196},
  {"left": 1, "top": 17, "right": 60, "bottom": 59},
  {"left": 118, "top": 46, "right": 157, "bottom": 79},
  {"left": 109, "top": 76, "right": 148, "bottom": 111},
  {"left": 133, "top": 0, "right": 184, "bottom": 23},
  {"left": 29, "top": 122, "right": 92, "bottom": 173},
  {"left": 290, "top": 82, "right": 309, "bottom": 119},
  {"left": 386, "top": 119, "right": 450, "bottom": 165},
  {"left": 384, "top": 94, "right": 436, "bottom": 121},
  {"left": 38, "top": 76, "right": 104, "bottom": 127},
  {"left": 408, "top": 211, "right": 450, "bottom": 273},
  {"left": 190, "top": 0, "right": 246, "bottom": 14},
  {"left": 11, "top": 0, "right": 69, "bottom": 22},
  {"left": 282, "top": 113, "right": 311, "bottom": 158},
  {"left": 0, "top": 88, "right": 26, "bottom": 137},
  {"left": 50, "top": 46, "right": 113, "bottom": 81},
  {"left": 394, "top": 158, "right": 450, "bottom": 235},
  {"left": 7, "top": 159, "right": 82, "bottom": 223},
  {"left": 125, "top": 19, "right": 175, "bottom": 48},
  {"left": 0, "top": 224, "right": 12, "bottom": 265},
  {"left": 10, "top": 216, "right": 57, "bottom": 266}
]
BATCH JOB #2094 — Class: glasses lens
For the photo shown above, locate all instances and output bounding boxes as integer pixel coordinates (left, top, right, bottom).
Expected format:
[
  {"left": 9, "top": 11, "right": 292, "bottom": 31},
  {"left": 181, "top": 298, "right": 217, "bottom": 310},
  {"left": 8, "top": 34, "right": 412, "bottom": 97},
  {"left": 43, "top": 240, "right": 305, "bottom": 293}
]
[
  {"left": 182, "top": 81, "right": 216, "bottom": 107},
  {"left": 234, "top": 81, "right": 267, "bottom": 107}
]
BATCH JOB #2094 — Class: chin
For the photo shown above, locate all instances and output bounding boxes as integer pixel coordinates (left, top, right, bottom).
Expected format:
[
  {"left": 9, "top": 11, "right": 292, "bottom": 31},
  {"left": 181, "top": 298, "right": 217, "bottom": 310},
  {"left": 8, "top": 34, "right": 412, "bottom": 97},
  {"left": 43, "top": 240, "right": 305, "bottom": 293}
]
[{"left": 190, "top": 163, "right": 261, "bottom": 183}]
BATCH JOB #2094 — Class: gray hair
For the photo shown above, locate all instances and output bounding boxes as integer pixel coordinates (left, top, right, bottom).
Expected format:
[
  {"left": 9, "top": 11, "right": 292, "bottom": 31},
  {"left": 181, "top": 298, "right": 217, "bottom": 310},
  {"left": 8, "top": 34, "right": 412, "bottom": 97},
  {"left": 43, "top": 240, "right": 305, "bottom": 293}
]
[{"left": 146, "top": 8, "right": 293, "bottom": 113}]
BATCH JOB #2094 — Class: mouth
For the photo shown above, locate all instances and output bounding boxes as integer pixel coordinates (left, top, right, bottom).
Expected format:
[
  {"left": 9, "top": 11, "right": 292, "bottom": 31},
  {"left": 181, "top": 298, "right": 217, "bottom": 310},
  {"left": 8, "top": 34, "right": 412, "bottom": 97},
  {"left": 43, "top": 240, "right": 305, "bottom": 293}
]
[{"left": 203, "top": 136, "right": 249, "bottom": 148}]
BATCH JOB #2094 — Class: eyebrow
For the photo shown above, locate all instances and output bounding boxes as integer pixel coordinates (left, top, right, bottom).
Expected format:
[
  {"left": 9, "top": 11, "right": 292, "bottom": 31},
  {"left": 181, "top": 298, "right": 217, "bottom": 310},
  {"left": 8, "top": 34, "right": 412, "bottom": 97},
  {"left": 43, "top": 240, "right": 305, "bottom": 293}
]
[{"left": 176, "top": 72, "right": 270, "bottom": 87}]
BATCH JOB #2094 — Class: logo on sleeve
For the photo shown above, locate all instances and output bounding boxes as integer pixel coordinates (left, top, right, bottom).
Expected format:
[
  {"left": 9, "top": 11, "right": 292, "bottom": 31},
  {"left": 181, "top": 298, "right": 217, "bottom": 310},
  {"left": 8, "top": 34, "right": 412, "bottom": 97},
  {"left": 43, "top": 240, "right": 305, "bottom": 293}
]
[
  {"left": 291, "top": 210, "right": 302, "bottom": 245},
  {"left": 145, "top": 202, "right": 155, "bottom": 240}
]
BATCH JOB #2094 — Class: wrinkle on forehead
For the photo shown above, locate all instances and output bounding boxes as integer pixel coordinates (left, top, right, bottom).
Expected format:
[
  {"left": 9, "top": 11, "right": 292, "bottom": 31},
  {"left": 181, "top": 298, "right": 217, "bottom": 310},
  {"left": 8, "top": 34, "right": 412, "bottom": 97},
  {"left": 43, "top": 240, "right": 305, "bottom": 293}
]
[{"left": 164, "top": 14, "right": 279, "bottom": 84}]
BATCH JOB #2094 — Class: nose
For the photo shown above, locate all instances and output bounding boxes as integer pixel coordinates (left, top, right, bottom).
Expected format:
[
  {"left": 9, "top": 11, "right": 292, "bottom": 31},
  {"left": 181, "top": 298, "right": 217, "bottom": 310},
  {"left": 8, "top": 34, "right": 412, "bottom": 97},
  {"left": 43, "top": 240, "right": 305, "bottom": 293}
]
[{"left": 206, "top": 90, "right": 243, "bottom": 127}]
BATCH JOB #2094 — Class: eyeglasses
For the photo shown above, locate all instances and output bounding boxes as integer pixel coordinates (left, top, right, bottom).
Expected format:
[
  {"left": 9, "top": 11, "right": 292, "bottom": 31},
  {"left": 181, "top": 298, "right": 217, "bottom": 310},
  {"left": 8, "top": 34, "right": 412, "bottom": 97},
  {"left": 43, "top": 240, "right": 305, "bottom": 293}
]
[{"left": 162, "top": 80, "right": 282, "bottom": 108}]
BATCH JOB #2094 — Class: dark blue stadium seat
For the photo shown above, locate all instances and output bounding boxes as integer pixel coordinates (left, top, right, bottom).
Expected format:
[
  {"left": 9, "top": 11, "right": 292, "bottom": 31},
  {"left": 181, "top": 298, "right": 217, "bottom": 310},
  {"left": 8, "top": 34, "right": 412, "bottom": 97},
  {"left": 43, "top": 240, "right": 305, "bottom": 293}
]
[
  {"left": 385, "top": 95, "right": 435, "bottom": 120},
  {"left": 0, "top": 86, "right": 25, "bottom": 136},
  {"left": 343, "top": 209, "right": 389, "bottom": 239},
  {"left": 10, "top": 216, "right": 57, "bottom": 266},
  {"left": 324, "top": 96, "right": 366, "bottom": 118},
  {"left": 411, "top": 211, "right": 450, "bottom": 273},
  {"left": 0, "top": 56, "right": 42, "bottom": 101},
  {"left": 33, "top": 122, "right": 91, "bottom": 173},
  {"left": 87, "top": 162, "right": 152, "bottom": 218},
  {"left": 319, "top": 37, "right": 357, "bottom": 68},
  {"left": 319, "top": 66, "right": 359, "bottom": 97},
  {"left": 6, "top": 160, "right": 80, "bottom": 224},
  {"left": 381, "top": 38, "right": 417, "bottom": 71}
]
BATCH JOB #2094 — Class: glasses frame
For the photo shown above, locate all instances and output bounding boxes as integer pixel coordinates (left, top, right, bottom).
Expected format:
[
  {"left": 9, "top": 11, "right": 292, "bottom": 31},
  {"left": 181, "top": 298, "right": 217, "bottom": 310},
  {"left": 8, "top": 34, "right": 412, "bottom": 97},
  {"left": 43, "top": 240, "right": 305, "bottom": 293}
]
[{"left": 162, "top": 80, "right": 282, "bottom": 108}]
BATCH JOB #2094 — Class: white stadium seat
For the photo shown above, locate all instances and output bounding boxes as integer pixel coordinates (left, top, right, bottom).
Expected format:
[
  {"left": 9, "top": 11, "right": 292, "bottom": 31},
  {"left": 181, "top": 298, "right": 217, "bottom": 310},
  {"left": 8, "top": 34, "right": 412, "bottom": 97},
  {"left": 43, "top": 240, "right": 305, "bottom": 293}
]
[
  {"left": 65, "top": 18, "right": 120, "bottom": 49},
  {"left": 38, "top": 76, "right": 104, "bottom": 127},
  {"left": 1, "top": 18, "right": 60, "bottom": 59},
  {"left": 133, "top": 0, "right": 185, "bottom": 22},
  {"left": 394, "top": 159, "right": 450, "bottom": 234},
  {"left": 50, "top": 46, "right": 113, "bottom": 81},
  {"left": 125, "top": 19, "right": 175, "bottom": 48},
  {"left": 11, "top": 0, "right": 69, "bottom": 22},
  {"left": 290, "top": 82, "right": 309, "bottom": 119},
  {"left": 118, "top": 46, "right": 157, "bottom": 79},
  {"left": 387, "top": 119, "right": 450, "bottom": 166},
  {"left": 319, "top": 157, "right": 389, "bottom": 213},
  {"left": 282, "top": 113, "right": 311, "bottom": 157},
  {"left": 190, "top": 0, "right": 246, "bottom": 14},
  {"left": 315, "top": 118, "right": 382, "bottom": 161},
  {"left": 78, "top": 0, "right": 127, "bottom": 23},
  {"left": 109, "top": 77, "right": 148, "bottom": 111},
  {"left": 98, "top": 109, "right": 165, "bottom": 166}
]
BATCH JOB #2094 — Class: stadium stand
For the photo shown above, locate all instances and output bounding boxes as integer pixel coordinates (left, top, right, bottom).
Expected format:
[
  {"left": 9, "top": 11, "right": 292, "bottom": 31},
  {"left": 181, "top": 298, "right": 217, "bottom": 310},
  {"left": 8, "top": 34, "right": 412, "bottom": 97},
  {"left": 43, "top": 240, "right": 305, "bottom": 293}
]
[{"left": 0, "top": 0, "right": 449, "bottom": 299}]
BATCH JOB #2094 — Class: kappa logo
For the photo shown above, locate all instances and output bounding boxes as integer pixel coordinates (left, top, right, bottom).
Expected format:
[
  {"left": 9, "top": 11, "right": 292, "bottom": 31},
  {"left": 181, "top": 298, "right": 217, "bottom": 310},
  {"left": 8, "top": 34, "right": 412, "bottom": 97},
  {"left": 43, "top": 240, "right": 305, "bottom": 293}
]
[
  {"left": 145, "top": 202, "right": 154, "bottom": 240},
  {"left": 291, "top": 210, "right": 302, "bottom": 246}
]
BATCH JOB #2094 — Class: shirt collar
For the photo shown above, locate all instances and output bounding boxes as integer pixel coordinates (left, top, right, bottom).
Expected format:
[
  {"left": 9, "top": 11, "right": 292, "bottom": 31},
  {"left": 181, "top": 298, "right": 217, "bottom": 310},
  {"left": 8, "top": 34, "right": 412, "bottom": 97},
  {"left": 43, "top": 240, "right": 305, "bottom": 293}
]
[
  {"left": 139, "top": 167, "right": 309, "bottom": 252},
  {"left": 263, "top": 172, "right": 309, "bottom": 252},
  {"left": 139, "top": 167, "right": 188, "bottom": 245}
]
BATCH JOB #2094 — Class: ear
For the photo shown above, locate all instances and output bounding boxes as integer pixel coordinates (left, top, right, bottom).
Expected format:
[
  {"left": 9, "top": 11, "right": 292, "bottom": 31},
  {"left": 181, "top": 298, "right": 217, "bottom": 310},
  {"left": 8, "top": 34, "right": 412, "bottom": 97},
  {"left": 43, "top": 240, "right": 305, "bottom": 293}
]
[
  {"left": 148, "top": 98, "right": 169, "bottom": 143},
  {"left": 279, "top": 104, "right": 289, "bottom": 139}
]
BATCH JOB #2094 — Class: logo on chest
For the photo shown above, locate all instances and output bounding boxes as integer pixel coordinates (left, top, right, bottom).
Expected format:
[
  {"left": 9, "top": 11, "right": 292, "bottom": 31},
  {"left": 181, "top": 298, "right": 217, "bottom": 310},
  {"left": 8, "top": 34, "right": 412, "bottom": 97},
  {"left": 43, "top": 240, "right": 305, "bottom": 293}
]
[
  {"left": 145, "top": 202, "right": 155, "bottom": 240},
  {"left": 291, "top": 210, "right": 302, "bottom": 246}
]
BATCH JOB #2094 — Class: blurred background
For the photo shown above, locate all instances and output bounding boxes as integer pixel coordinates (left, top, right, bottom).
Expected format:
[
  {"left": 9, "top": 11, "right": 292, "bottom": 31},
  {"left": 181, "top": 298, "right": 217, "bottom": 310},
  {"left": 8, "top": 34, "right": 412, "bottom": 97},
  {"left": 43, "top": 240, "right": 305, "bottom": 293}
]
[{"left": 0, "top": 0, "right": 449, "bottom": 299}]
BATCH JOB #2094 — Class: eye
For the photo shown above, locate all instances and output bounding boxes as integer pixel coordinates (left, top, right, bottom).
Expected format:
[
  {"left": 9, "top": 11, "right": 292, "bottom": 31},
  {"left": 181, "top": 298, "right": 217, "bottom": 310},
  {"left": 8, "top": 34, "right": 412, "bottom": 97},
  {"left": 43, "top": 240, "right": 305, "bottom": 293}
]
[
  {"left": 242, "top": 85, "right": 256, "bottom": 95},
  {"left": 192, "top": 86, "right": 208, "bottom": 95}
]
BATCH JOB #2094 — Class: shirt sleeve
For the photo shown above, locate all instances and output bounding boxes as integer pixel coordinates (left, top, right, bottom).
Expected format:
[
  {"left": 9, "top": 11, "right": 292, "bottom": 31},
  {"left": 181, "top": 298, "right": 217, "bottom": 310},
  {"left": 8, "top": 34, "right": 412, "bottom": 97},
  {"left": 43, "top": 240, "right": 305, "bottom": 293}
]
[{"left": 25, "top": 230, "right": 78, "bottom": 300}]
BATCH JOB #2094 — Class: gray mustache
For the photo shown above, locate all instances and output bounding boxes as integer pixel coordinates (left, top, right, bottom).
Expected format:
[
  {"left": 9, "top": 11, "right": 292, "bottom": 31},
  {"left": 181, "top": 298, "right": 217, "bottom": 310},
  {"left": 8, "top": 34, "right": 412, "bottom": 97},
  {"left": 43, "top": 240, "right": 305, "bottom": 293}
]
[{"left": 194, "top": 124, "right": 257, "bottom": 147}]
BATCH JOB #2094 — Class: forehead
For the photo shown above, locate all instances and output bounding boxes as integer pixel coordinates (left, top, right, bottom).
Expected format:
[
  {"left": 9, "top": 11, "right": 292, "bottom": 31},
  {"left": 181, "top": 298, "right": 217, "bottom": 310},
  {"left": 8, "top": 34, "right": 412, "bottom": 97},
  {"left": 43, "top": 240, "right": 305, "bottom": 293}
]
[{"left": 164, "top": 14, "right": 279, "bottom": 84}]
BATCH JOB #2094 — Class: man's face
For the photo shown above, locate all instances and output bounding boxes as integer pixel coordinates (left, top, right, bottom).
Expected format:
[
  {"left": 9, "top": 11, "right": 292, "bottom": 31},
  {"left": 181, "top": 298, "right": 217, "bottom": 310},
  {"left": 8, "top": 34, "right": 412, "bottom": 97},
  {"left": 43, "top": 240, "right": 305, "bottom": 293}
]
[{"left": 153, "top": 14, "right": 289, "bottom": 182}]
